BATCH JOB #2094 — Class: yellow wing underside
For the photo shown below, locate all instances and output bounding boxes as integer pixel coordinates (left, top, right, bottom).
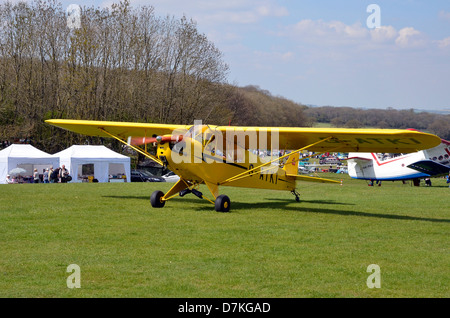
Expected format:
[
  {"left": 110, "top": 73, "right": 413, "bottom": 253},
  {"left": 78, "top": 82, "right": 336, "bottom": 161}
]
[
  {"left": 45, "top": 119, "right": 190, "bottom": 139},
  {"left": 45, "top": 119, "right": 441, "bottom": 153}
]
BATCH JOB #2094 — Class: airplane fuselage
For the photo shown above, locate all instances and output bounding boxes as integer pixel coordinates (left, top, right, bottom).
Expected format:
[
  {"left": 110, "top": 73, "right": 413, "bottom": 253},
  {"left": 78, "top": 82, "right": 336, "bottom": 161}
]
[
  {"left": 347, "top": 139, "right": 450, "bottom": 181},
  {"left": 156, "top": 136, "right": 296, "bottom": 192}
]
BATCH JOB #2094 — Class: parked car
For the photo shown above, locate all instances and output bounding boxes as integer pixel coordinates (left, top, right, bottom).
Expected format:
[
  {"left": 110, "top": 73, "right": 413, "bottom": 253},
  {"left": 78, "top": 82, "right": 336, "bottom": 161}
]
[
  {"left": 161, "top": 171, "right": 180, "bottom": 182},
  {"left": 131, "top": 170, "right": 165, "bottom": 182},
  {"left": 319, "top": 157, "right": 341, "bottom": 165}
]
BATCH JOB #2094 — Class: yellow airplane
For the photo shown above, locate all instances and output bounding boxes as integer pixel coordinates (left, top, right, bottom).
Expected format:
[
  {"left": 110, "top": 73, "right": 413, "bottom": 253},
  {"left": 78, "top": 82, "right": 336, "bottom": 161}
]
[{"left": 46, "top": 119, "right": 441, "bottom": 212}]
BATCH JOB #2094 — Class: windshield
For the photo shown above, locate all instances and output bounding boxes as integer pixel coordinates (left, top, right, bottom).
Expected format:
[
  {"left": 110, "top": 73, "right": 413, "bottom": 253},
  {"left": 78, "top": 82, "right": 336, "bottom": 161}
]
[
  {"left": 185, "top": 124, "right": 211, "bottom": 142},
  {"left": 185, "top": 124, "right": 221, "bottom": 147}
]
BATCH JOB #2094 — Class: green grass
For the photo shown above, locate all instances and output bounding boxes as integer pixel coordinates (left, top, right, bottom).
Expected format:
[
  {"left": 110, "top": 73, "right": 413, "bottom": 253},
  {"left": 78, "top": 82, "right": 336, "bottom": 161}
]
[{"left": 0, "top": 174, "right": 448, "bottom": 298}]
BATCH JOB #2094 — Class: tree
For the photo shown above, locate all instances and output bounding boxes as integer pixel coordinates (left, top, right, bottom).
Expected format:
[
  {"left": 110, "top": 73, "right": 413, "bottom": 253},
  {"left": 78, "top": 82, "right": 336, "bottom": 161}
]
[
  {"left": 0, "top": 0, "right": 231, "bottom": 152},
  {"left": 428, "top": 118, "right": 450, "bottom": 140}
]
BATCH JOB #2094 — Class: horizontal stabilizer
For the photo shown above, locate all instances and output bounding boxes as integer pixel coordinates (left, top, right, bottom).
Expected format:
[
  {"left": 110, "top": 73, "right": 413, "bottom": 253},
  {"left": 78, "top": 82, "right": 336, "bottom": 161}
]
[
  {"left": 286, "top": 174, "right": 341, "bottom": 184},
  {"left": 407, "top": 160, "right": 450, "bottom": 176}
]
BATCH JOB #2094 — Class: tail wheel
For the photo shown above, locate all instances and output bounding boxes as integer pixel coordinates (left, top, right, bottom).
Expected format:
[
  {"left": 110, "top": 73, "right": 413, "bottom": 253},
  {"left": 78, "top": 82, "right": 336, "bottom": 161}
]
[
  {"left": 215, "top": 195, "right": 230, "bottom": 212},
  {"left": 291, "top": 190, "right": 300, "bottom": 202},
  {"left": 150, "top": 190, "right": 165, "bottom": 208}
]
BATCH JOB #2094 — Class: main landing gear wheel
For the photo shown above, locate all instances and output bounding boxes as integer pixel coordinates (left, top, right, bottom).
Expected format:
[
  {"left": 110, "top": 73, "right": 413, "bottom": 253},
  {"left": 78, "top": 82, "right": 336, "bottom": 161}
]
[
  {"left": 150, "top": 190, "right": 165, "bottom": 208},
  {"left": 215, "top": 195, "right": 230, "bottom": 213}
]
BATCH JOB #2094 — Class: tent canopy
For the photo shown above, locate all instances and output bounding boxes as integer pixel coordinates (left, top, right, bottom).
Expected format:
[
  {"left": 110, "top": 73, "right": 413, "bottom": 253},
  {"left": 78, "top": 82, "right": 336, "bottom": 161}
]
[
  {"left": 0, "top": 144, "right": 60, "bottom": 183},
  {"left": 54, "top": 145, "right": 130, "bottom": 183}
]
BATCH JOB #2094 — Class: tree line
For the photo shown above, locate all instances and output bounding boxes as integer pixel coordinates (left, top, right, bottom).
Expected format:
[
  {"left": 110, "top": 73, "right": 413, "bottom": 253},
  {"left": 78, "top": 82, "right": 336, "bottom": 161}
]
[
  {"left": 304, "top": 106, "right": 450, "bottom": 140},
  {"left": 0, "top": 0, "right": 448, "bottom": 155},
  {"left": 0, "top": 0, "right": 233, "bottom": 153}
]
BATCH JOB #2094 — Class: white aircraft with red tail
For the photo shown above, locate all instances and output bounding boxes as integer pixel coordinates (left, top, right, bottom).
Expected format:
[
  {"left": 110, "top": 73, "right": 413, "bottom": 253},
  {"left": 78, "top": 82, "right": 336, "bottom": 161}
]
[{"left": 347, "top": 131, "right": 450, "bottom": 185}]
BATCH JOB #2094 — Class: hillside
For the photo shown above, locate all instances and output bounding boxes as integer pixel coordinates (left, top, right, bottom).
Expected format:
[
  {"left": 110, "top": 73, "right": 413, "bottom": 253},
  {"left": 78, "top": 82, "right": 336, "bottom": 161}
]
[
  {"left": 225, "top": 85, "right": 312, "bottom": 127},
  {"left": 304, "top": 106, "right": 450, "bottom": 139}
]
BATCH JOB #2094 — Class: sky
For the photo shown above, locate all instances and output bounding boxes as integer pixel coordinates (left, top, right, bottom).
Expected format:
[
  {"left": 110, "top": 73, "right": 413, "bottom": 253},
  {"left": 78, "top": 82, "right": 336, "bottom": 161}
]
[{"left": 3, "top": 0, "right": 450, "bottom": 111}]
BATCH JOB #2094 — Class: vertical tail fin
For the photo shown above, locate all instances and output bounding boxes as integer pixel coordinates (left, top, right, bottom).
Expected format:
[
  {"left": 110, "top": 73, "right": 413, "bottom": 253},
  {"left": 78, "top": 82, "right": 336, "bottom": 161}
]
[{"left": 283, "top": 152, "right": 299, "bottom": 175}]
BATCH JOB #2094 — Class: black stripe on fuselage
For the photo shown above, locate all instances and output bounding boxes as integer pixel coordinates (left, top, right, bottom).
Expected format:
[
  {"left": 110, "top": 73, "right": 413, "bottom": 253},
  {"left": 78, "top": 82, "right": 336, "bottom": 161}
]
[{"left": 196, "top": 153, "right": 248, "bottom": 170}]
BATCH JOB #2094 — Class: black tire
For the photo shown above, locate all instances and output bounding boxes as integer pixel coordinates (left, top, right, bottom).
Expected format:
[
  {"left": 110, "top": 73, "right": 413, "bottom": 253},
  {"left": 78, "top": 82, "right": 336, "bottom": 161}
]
[
  {"left": 215, "top": 194, "right": 230, "bottom": 212},
  {"left": 150, "top": 190, "right": 165, "bottom": 208}
]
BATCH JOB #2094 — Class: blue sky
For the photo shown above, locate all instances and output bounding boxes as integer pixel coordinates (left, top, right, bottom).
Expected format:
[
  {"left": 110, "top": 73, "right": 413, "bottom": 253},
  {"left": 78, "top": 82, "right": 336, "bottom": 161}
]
[{"left": 3, "top": 0, "right": 450, "bottom": 111}]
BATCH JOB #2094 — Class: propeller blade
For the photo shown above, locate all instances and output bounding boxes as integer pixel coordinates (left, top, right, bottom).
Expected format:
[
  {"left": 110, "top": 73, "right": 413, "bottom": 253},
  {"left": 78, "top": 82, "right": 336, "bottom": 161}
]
[
  {"left": 128, "top": 136, "right": 157, "bottom": 146},
  {"left": 128, "top": 135, "right": 183, "bottom": 146}
]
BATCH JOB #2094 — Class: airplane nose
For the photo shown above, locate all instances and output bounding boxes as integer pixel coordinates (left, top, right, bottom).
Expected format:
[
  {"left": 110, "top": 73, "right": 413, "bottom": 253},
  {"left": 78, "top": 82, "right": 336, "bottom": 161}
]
[{"left": 156, "top": 136, "right": 162, "bottom": 143}]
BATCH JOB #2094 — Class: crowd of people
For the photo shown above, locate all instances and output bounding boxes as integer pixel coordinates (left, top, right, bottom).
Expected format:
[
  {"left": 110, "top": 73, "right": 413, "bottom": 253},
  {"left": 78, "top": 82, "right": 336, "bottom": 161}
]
[
  {"left": 1, "top": 139, "right": 32, "bottom": 150},
  {"left": 5, "top": 165, "right": 71, "bottom": 184},
  {"left": 1, "top": 140, "right": 12, "bottom": 149}
]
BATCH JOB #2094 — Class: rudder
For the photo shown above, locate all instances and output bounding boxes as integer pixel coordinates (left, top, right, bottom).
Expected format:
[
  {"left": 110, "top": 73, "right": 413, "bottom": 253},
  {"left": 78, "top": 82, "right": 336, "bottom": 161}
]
[{"left": 283, "top": 152, "right": 299, "bottom": 175}]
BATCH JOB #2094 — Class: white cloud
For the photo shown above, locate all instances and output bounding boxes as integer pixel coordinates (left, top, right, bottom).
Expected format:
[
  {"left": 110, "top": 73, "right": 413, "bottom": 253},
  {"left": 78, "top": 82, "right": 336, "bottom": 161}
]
[
  {"left": 395, "top": 27, "right": 426, "bottom": 48},
  {"left": 282, "top": 19, "right": 433, "bottom": 51},
  {"left": 281, "top": 51, "right": 294, "bottom": 61},
  {"left": 438, "top": 10, "right": 450, "bottom": 21},
  {"left": 437, "top": 37, "right": 450, "bottom": 48},
  {"left": 128, "top": 0, "right": 289, "bottom": 25},
  {"left": 256, "top": 4, "right": 289, "bottom": 18},
  {"left": 328, "top": 21, "right": 368, "bottom": 38},
  {"left": 370, "top": 26, "right": 397, "bottom": 43},
  {"left": 285, "top": 19, "right": 369, "bottom": 46},
  {"left": 199, "top": 2, "right": 288, "bottom": 25}
]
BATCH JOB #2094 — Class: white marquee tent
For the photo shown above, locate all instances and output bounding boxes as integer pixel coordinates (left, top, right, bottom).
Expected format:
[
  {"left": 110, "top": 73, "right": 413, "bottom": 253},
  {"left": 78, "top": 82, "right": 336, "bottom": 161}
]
[
  {"left": 0, "top": 144, "right": 60, "bottom": 184},
  {"left": 53, "top": 145, "right": 130, "bottom": 183}
]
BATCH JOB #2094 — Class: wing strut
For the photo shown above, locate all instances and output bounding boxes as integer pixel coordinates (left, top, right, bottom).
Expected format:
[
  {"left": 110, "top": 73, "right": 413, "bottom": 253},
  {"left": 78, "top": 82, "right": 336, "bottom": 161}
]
[
  {"left": 99, "top": 128, "right": 164, "bottom": 167},
  {"left": 219, "top": 136, "right": 339, "bottom": 185}
]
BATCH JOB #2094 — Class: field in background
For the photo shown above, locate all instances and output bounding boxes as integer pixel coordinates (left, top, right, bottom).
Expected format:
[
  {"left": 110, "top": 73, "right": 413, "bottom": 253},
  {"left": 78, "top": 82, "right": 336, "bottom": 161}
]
[{"left": 0, "top": 174, "right": 448, "bottom": 298}]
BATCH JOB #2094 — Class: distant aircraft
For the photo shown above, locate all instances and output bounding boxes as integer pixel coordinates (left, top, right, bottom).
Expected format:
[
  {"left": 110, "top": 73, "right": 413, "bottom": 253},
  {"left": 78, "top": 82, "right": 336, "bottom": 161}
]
[
  {"left": 347, "top": 133, "right": 450, "bottom": 186},
  {"left": 46, "top": 119, "right": 441, "bottom": 211}
]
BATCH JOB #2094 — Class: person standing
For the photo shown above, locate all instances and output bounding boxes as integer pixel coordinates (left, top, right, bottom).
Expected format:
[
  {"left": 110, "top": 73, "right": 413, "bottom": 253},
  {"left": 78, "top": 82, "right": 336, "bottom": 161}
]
[
  {"left": 43, "top": 168, "right": 49, "bottom": 183},
  {"left": 49, "top": 167, "right": 54, "bottom": 183},
  {"left": 59, "top": 165, "right": 69, "bottom": 183},
  {"left": 33, "top": 168, "right": 40, "bottom": 183},
  {"left": 50, "top": 167, "right": 59, "bottom": 183}
]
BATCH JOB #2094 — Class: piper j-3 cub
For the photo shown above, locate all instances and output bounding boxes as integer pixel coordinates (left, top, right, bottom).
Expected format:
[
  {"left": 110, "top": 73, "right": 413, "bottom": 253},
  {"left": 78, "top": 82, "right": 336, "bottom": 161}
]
[{"left": 46, "top": 119, "right": 441, "bottom": 212}]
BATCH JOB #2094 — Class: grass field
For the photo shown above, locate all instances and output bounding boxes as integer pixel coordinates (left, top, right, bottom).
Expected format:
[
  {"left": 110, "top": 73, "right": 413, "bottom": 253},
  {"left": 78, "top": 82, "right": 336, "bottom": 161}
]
[{"left": 0, "top": 174, "right": 448, "bottom": 298}]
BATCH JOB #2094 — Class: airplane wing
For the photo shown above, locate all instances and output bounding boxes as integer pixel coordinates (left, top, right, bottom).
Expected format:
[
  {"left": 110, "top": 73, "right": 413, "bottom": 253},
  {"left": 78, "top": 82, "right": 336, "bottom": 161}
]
[
  {"left": 45, "top": 119, "right": 190, "bottom": 140},
  {"left": 407, "top": 160, "right": 450, "bottom": 176},
  {"left": 46, "top": 119, "right": 441, "bottom": 153},
  {"left": 213, "top": 126, "right": 441, "bottom": 153}
]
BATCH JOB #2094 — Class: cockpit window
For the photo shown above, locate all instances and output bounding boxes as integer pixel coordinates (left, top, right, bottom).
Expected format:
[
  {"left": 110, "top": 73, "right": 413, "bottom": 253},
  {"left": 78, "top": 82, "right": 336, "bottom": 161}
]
[
  {"left": 185, "top": 124, "right": 208, "bottom": 142},
  {"left": 185, "top": 124, "right": 219, "bottom": 145}
]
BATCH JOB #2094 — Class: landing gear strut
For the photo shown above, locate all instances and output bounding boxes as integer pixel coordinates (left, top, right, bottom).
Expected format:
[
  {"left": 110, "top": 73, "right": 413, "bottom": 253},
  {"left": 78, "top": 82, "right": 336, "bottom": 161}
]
[
  {"left": 150, "top": 181, "right": 231, "bottom": 212},
  {"left": 291, "top": 190, "right": 300, "bottom": 202}
]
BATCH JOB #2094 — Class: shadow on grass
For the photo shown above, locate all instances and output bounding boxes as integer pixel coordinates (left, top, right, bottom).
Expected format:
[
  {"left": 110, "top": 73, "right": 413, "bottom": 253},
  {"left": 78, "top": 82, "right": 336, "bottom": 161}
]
[
  {"left": 267, "top": 198, "right": 354, "bottom": 206},
  {"left": 103, "top": 195, "right": 450, "bottom": 223},
  {"left": 204, "top": 199, "right": 450, "bottom": 223},
  {"left": 240, "top": 201, "right": 449, "bottom": 223},
  {"left": 102, "top": 195, "right": 212, "bottom": 207},
  {"left": 103, "top": 195, "right": 150, "bottom": 201}
]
